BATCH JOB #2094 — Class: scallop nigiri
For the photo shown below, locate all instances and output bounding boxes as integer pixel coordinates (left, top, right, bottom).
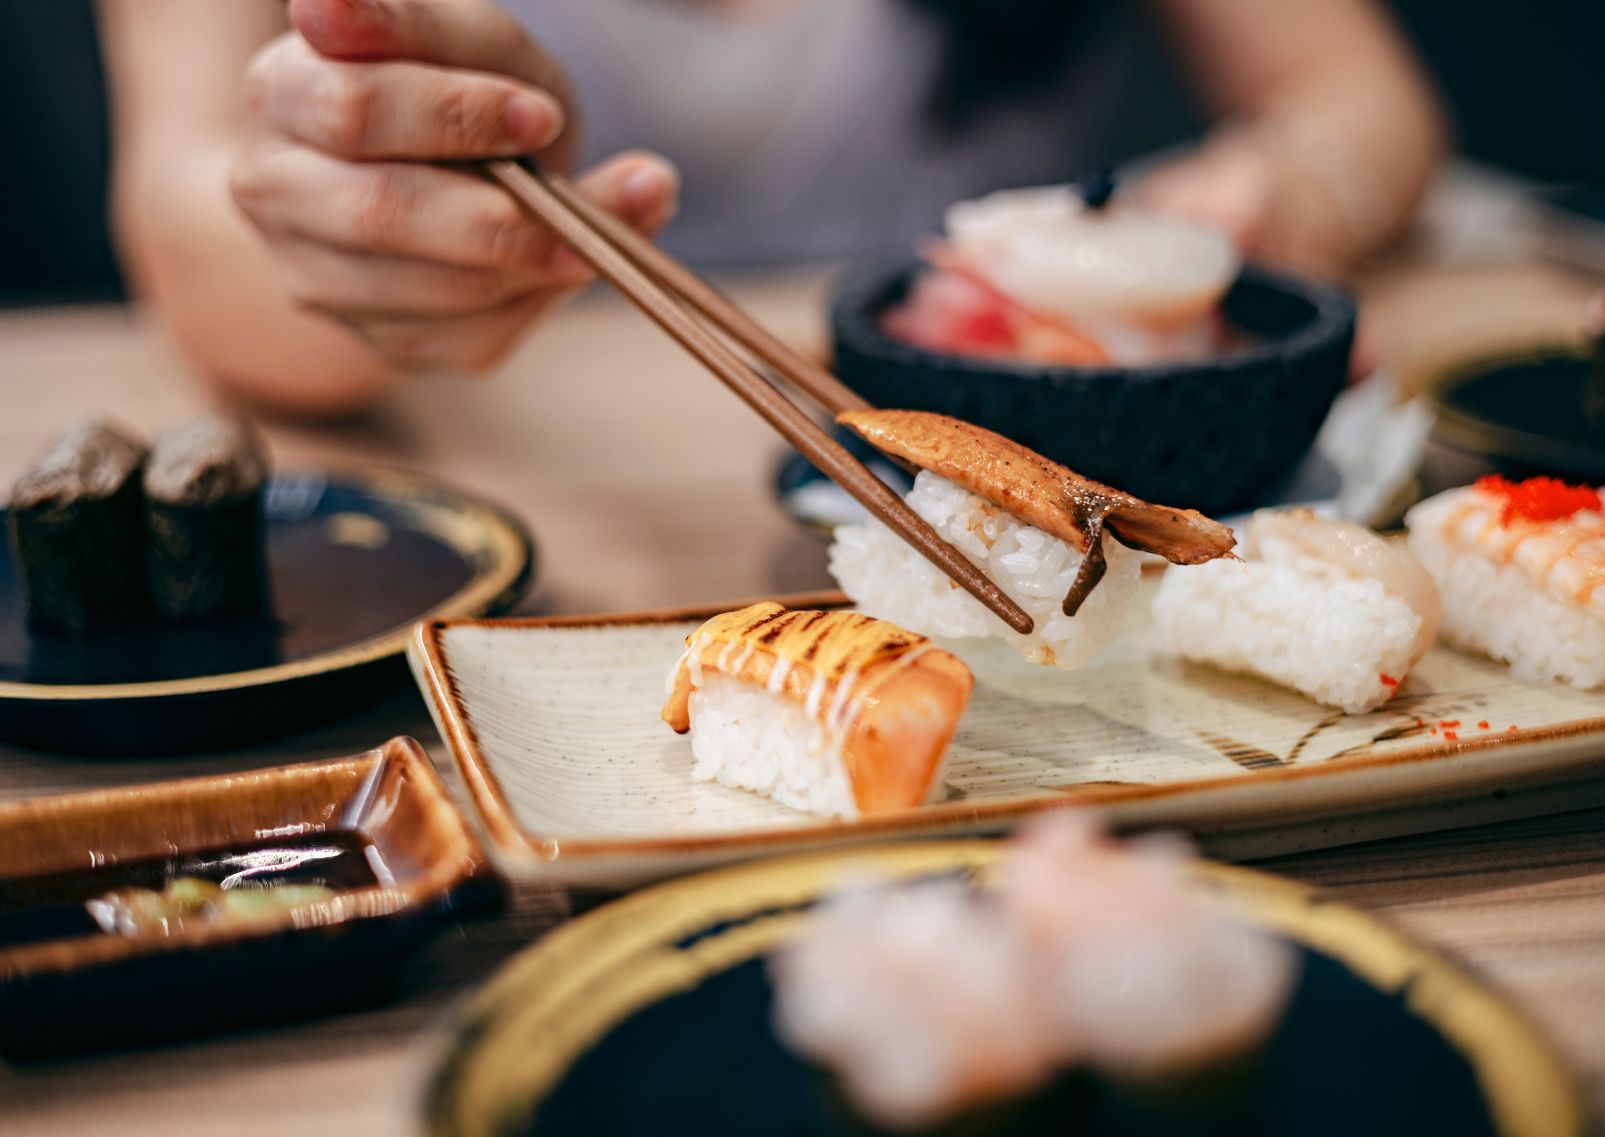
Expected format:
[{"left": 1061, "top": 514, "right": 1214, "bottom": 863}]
[
  {"left": 1150, "top": 509, "right": 1441, "bottom": 713},
  {"left": 1406, "top": 476, "right": 1605, "bottom": 689},
  {"left": 828, "top": 410, "right": 1236, "bottom": 670},
  {"left": 662, "top": 603, "right": 973, "bottom": 818}
]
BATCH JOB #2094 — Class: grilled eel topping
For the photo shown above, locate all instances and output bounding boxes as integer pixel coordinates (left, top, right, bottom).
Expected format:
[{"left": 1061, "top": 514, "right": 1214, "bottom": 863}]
[{"left": 839, "top": 409, "right": 1237, "bottom": 615}]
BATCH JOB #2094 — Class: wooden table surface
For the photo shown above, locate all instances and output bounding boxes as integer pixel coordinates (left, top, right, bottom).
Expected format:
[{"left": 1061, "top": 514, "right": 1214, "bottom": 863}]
[{"left": 0, "top": 267, "right": 1601, "bottom": 1135}]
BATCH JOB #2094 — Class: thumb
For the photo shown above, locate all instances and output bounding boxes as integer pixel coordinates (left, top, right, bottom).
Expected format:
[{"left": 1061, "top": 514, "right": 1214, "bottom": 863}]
[{"left": 287, "top": 0, "right": 400, "bottom": 62}]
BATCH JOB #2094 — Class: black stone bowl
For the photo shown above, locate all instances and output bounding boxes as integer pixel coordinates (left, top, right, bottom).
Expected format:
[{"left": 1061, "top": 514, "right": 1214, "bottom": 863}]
[{"left": 831, "top": 261, "right": 1356, "bottom": 515}]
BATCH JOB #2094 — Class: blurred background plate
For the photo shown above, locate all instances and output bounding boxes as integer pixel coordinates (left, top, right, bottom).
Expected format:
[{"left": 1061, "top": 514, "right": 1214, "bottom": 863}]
[
  {"left": 0, "top": 468, "right": 533, "bottom": 755},
  {"left": 419, "top": 842, "right": 1582, "bottom": 1137}
]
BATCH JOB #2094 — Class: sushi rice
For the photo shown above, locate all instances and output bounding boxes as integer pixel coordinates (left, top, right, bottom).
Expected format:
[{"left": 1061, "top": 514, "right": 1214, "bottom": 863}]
[
  {"left": 686, "top": 675, "right": 867, "bottom": 819},
  {"left": 1406, "top": 486, "right": 1605, "bottom": 690},
  {"left": 1150, "top": 524, "right": 1424, "bottom": 714},
  {"left": 829, "top": 471, "right": 1142, "bottom": 669}
]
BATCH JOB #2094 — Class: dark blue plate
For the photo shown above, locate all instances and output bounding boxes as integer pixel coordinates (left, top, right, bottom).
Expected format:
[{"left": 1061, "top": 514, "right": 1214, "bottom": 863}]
[
  {"left": 0, "top": 468, "right": 532, "bottom": 754},
  {"left": 423, "top": 844, "right": 1581, "bottom": 1137}
]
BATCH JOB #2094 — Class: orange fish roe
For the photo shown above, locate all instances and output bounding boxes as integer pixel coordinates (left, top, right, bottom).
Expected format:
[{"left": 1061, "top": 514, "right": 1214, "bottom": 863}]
[
  {"left": 1474, "top": 475, "right": 1603, "bottom": 526},
  {"left": 1440, "top": 719, "right": 1461, "bottom": 729},
  {"left": 1508, "top": 725, "right": 1518, "bottom": 732},
  {"left": 1379, "top": 673, "right": 1400, "bottom": 689},
  {"left": 1444, "top": 730, "right": 1459, "bottom": 741},
  {"left": 1477, "top": 720, "right": 1490, "bottom": 730}
]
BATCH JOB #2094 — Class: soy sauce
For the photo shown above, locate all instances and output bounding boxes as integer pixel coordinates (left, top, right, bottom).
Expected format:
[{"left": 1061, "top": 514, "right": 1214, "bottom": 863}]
[{"left": 0, "top": 830, "right": 386, "bottom": 950}]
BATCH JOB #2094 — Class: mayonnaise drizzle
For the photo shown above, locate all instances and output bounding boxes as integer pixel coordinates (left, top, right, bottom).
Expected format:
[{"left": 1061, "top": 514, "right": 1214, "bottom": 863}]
[{"left": 669, "top": 603, "right": 937, "bottom": 742}]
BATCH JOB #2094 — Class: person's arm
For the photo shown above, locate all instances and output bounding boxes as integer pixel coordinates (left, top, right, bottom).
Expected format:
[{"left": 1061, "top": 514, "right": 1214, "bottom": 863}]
[
  {"left": 1135, "top": 0, "right": 1448, "bottom": 278},
  {"left": 98, "top": 0, "right": 678, "bottom": 419},
  {"left": 99, "top": 1, "right": 396, "bottom": 416}
]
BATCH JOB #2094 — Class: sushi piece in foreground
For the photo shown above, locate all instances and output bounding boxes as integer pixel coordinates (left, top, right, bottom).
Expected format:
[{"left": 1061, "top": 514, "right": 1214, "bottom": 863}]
[
  {"left": 1151, "top": 509, "right": 1440, "bottom": 713},
  {"left": 144, "top": 416, "right": 271, "bottom": 622},
  {"left": 828, "top": 410, "right": 1236, "bottom": 669},
  {"left": 1406, "top": 476, "right": 1604, "bottom": 689},
  {"left": 661, "top": 603, "right": 973, "bottom": 819},
  {"left": 770, "top": 814, "right": 1296, "bottom": 1131},
  {"left": 8, "top": 418, "right": 150, "bottom": 632}
]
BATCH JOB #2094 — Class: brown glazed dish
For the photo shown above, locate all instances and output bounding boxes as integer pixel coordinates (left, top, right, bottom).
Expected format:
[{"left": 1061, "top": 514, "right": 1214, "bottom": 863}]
[{"left": 0, "top": 736, "right": 491, "bottom": 1057}]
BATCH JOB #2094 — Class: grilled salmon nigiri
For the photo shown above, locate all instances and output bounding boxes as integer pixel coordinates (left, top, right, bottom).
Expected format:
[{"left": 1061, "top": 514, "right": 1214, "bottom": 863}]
[{"left": 662, "top": 603, "right": 974, "bottom": 818}]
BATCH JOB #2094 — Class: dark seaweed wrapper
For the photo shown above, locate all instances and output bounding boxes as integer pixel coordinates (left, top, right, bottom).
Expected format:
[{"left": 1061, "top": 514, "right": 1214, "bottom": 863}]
[
  {"left": 145, "top": 489, "right": 269, "bottom": 622},
  {"left": 10, "top": 475, "right": 148, "bottom": 633}
]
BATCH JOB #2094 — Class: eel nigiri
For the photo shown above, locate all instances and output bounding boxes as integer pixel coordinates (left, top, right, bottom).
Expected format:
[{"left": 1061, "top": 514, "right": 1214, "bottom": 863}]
[
  {"left": 1150, "top": 508, "right": 1441, "bottom": 713},
  {"left": 1406, "top": 476, "right": 1604, "bottom": 689},
  {"left": 828, "top": 409, "right": 1236, "bottom": 670},
  {"left": 662, "top": 603, "right": 973, "bottom": 818}
]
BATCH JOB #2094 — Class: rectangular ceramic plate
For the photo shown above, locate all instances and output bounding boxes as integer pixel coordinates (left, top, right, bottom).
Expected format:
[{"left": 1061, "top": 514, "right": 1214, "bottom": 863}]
[
  {"left": 409, "top": 586, "right": 1605, "bottom": 887},
  {"left": 0, "top": 736, "right": 488, "bottom": 1055}
]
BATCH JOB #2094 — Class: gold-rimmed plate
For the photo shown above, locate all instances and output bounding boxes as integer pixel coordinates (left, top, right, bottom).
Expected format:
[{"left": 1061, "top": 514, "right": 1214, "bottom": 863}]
[
  {"left": 409, "top": 587, "right": 1605, "bottom": 888},
  {"left": 419, "top": 842, "right": 1583, "bottom": 1137},
  {"left": 0, "top": 468, "right": 532, "bottom": 754}
]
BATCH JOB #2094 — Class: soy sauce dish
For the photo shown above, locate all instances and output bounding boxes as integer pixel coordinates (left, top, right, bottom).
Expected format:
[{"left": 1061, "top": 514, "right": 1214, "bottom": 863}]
[
  {"left": 0, "top": 736, "right": 490, "bottom": 1058},
  {"left": 831, "top": 185, "right": 1356, "bottom": 516},
  {"left": 1427, "top": 344, "right": 1605, "bottom": 484}
]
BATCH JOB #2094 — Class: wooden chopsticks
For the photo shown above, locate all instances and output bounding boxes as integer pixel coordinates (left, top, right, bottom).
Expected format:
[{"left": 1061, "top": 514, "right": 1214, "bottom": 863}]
[{"left": 482, "top": 157, "right": 1033, "bottom": 636}]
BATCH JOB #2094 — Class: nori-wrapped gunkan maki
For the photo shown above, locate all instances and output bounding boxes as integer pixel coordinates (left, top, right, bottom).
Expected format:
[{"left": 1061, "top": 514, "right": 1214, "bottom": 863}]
[
  {"left": 8, "top": 419, "right": 150, "bottom": 632},
  {"left": 144, "top": 416, "right": 270, "bottom": 622}
]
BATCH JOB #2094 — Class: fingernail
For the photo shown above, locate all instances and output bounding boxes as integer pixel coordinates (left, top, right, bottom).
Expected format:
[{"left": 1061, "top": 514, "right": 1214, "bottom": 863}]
[
  {"left": 622, "top": 158, "right": 680, "bottom": 221},
  {"left": 505, "top": 91, "right": 561, "bottom": 149}
]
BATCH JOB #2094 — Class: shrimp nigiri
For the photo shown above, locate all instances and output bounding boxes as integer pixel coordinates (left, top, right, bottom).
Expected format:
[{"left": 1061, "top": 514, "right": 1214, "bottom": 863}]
[{"left": 1406, "top": 476, "right": 1605, "bottom": 689}]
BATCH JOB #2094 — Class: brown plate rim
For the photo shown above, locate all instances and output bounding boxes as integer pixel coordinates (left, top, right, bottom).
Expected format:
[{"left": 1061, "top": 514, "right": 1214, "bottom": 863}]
[{"left": 0, "top": 735, "right": 487, "bottom": 979}]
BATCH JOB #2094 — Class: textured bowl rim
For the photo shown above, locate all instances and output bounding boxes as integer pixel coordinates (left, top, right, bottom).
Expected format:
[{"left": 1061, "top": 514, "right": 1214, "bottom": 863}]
[{"left": 830, "top": 259, "right": 1356, "bottom": 385}]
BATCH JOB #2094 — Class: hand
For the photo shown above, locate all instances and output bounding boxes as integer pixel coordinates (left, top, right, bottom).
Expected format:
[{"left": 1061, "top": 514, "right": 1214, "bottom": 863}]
[
  {"left": 231, "top": 0, "right": 679, "bottom": 372},
  {"left": 1132, "top": 131, "right": 1358, "bottom": 282},
  {"left": 1134, "top": 132, "right": 1382, "bottom": 379}
]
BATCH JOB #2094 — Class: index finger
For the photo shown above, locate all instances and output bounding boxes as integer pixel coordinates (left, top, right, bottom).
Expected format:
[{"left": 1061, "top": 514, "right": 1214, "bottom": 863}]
[{"left": 289, "top": 0, "right": 562, "bottom": 91}]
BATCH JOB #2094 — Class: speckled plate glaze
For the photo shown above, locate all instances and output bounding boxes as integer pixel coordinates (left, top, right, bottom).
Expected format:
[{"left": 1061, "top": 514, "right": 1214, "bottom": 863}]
[
  {"left": 418, "top": 843, "right": 1583, "bottom": 1137},
  {"left": 409, "top": 584, "right": 1605, "bottom": 887}
]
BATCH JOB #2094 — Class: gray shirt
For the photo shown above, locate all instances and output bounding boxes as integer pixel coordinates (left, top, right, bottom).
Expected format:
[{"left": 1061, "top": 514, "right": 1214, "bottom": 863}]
[{"left": 501, "top": 0, "right": 1129, "bottom": 265}]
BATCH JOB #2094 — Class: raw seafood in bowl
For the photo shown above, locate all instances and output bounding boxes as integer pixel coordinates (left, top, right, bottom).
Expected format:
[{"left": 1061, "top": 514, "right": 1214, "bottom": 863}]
[{"left": 832, "top": 185, "right": 1356, "bottom": 515}]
